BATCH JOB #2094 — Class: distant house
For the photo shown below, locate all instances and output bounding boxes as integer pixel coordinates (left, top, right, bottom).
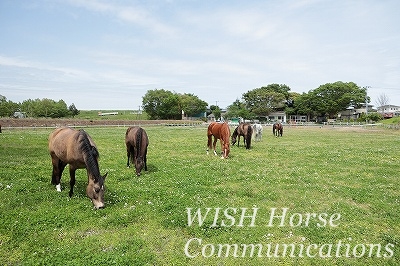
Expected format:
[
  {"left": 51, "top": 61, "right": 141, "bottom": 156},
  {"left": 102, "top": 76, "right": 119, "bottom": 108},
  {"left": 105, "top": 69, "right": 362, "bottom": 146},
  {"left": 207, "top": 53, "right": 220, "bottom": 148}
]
[
  {"left": 376, "top": 105, "right": 400, "bottom": 118},
  {"left": 289, "top": 115, "right": 307, "bottom": 123},
  {"left": 207, "top": 113, "right": 215, "bottom": 122},
  {"left": 182, "top": 111, "right": 206, "bottom": 120},
  {"left": 337, "top": 103, "right": 374, "bottom": 120},
  {"left": 267, "top": 111, "right": 286, "bottom": 123}
]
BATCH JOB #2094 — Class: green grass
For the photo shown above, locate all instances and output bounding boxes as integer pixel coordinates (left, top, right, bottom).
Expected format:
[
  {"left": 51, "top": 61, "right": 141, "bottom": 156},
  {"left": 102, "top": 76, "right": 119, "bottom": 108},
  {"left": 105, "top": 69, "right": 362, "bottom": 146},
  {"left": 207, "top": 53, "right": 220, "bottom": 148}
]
[
  {"left": 381, "top": 117, "right": 400, "bottom": 125},
  {"left": 0, "top": 125, "right": 399, "bottom": 265},
  {"left": 74, "top": 110, "right": 148, "bottom": 120}
]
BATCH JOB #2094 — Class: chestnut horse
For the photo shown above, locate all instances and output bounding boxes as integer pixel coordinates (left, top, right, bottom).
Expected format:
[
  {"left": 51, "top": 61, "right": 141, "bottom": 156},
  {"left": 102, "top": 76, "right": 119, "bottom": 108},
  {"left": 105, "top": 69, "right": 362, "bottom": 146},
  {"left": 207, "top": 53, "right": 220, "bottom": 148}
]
[
  {"left": 207, "top": 122, "right": 231, "bottom": 159},
  {"left": 231, "top": 123, "right": 253, "bottom": 149},
  {"left": 273, "top": 122, "right": 283, "bottom": 137},
  {"left": 48, "top": 127, "right": 107, "bottom": 209},
  {"left": 125, "top": 126, "right": 149, "bottom": 176}
]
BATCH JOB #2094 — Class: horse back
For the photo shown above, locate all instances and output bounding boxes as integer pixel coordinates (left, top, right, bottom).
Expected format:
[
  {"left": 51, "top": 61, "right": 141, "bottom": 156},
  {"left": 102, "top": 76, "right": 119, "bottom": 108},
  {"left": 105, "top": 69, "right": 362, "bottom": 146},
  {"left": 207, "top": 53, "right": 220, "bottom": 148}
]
[
  {"left": 125, "top": 126, "right": 149, "bottom": 152},
  {"left": 208, "top": 122, "right": 229, "bottom": 139},
  {"left": 49, "top": 127, "right": 95, "bottom": 166}
]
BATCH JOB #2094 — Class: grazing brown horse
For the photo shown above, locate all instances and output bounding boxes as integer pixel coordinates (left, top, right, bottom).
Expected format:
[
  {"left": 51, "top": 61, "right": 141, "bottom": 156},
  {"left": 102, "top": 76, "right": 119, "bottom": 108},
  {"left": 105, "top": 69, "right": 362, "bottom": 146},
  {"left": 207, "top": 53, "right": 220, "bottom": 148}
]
[
  {"left": 48, "top": 127, "right": 107, "bottom": 209},
  {"left": 207, "top": 122, "right": 231, "bottom": 159},
  {"left": 231, "top": 123, "right": 253, "bottom": 149},
  {"left": 273, "top": 122, "right": 283, "bottom": 137},
  {"left": 125, "top": 126, "right": 149, "bottom": 176}
]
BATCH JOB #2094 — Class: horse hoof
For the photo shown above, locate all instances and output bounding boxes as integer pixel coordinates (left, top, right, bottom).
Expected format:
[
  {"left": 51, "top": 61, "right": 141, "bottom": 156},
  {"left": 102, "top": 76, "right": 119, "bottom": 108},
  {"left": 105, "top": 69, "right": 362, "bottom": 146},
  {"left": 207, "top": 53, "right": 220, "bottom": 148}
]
[{"left": 56, "top": 184, "right": 61, "bottom": 192}]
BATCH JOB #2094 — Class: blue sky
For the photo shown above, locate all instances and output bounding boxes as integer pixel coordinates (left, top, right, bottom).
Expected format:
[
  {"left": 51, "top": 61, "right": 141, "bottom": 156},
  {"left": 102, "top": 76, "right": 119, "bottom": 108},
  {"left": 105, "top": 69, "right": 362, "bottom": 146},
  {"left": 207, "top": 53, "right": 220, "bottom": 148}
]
[{"left": 1, "top": 0, "right": 399, "bottom": 110}]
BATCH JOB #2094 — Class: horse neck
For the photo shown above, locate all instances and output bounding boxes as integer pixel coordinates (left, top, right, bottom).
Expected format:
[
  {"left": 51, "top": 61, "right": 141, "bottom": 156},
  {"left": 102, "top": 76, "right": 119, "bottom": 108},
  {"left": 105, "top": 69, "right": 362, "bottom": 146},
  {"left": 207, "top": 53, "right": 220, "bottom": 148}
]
[
  {"left": 221, "top": 125, "right": 230, "bottom": 144},
  {"left": 79, "top": 131, "right": 101, "bottom": 180}
]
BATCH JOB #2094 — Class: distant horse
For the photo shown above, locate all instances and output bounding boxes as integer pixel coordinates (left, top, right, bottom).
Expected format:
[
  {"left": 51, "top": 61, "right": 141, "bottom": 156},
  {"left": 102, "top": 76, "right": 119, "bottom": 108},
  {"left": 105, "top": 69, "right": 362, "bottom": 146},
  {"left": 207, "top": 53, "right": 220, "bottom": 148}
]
[
  {"left": 273, "top": 122, "right": 283, "bottom": 137},
  {"left": 125, "top": 126, "right": 149, "bottom": 176},
  {"left": 48, "top": 127, "right": 107, "bottom": 209},
  {"left": 253, "top": 123, "right": 263, "bottom": 141},
  {"left": 231, "top": 123, "right": 253, "bottom": 149},
  {"left": 207, "top": 122, "right": 231, "bottom": 159}
]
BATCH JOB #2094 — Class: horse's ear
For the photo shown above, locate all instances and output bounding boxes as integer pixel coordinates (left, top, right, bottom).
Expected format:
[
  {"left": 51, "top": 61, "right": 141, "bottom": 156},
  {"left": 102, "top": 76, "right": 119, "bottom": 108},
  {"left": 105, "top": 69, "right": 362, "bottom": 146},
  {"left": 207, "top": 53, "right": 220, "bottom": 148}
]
[{"left": 103, "top": 172, "right": 108, "bottom": 180}]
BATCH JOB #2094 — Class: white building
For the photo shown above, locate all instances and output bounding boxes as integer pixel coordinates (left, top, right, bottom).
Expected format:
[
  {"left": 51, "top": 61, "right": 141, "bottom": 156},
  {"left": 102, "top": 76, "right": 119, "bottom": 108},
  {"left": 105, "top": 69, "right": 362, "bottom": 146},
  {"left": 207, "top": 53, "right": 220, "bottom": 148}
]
[{"left": 376, "top": 105, "right": 400, "bottom": 118}]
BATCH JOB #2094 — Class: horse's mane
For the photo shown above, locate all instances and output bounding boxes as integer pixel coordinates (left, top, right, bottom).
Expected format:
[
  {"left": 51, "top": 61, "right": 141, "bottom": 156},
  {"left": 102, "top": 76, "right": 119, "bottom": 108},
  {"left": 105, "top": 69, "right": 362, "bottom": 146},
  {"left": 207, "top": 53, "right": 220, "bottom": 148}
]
[
  {"left": 78, "top": 130, "right": 101, "bottom": 182},
  {"left": 220, "top": 123, "right": 230, "bottom": 143}
]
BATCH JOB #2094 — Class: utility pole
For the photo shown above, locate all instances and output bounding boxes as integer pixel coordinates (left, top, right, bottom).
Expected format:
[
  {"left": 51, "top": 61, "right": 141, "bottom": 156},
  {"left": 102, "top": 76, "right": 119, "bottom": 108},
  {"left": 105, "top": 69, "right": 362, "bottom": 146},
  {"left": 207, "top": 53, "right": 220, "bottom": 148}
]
[
  {"left": 364, "top": 86, "right": 370, "bottom": 122},
  {"left": 364, "top": 86, "right": 370, "bottom": 115}
]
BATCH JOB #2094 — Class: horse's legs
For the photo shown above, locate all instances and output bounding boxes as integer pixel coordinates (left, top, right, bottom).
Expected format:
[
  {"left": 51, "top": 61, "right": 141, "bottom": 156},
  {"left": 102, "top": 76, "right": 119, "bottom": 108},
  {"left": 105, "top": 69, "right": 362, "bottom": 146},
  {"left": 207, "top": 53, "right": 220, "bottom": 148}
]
[
  {"left": 68, "top": 167, "right": 76, "bottom": 198},
  {"left": 126, "top": 151, "right": 130, "bottom": 168},
  {"left": 144, "top": 148, "right": 148, "bottom": 171},
  {"left": 126, "top": 144, "right": 132, "bottom": 168},
  {"left": 206, "top": 134, "right": 212, "bottom": 155},
  {"left": 213, "top": 137, "right": 218, "bottom": 156},
  {"left": 51, "top": 156, "right": 66, "bottom": 192}
]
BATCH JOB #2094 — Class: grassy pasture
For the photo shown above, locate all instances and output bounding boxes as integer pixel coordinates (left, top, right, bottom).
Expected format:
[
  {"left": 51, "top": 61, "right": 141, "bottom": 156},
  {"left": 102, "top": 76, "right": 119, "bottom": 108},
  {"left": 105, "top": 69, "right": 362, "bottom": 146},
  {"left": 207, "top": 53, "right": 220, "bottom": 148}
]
[{"left": 0, "top": 125, "right": 399, "bottom": 265}]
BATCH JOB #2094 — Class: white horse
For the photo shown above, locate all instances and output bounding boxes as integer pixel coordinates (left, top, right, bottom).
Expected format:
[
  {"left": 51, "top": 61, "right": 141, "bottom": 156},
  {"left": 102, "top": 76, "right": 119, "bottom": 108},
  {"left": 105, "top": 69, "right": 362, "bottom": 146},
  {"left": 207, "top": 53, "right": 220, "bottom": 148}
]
[{"left": 253, "top": 123, "right": 263, "bottom": 141}]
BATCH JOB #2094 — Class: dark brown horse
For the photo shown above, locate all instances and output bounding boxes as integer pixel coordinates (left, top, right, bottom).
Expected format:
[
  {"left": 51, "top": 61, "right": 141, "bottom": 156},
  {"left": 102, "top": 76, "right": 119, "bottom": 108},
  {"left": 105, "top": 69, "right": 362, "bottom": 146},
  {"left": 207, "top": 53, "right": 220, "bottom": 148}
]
[
  {"left": 125, "top": 126, "right": 149, "bottom": 176},
  {"left": 231, "top": 123, "right": 253, "bottom": 149},
  {"left": 48, "top": 127, "right": 107, "bottom": 209},
  {"left": 273, "top": 122, "right": 283, "bottom": 137},
  {"left": 207, "top": 122, "right": 231, "bottom": 159}
]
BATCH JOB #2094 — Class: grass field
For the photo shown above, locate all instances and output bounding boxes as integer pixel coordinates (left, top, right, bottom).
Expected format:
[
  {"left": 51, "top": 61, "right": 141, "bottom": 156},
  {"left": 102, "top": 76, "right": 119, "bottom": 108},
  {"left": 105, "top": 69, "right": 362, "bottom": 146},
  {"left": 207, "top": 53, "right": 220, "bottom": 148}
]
[
  {"left": 75, "top": 110, "right": 149, "bottom": 120},
  {"left": 0, "top": 125, "right": 399, "bottom": 265}
]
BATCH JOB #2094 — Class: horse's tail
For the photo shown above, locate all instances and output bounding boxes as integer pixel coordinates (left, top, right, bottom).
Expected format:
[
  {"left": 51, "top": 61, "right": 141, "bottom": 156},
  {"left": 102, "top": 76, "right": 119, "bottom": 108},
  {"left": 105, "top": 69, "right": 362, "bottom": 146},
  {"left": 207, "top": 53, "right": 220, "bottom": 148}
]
[
  {"left": 78, "top": 130, "right": 100, "bottom": 180},
  {"left": 136, "top": 127, "right": 143, "bottom": 160},
  {"left": 245, "top": 125, "right": 252, "bottom": 149},
  {"left": 129, "top": 144, "right": 135, "bottom": 165}
]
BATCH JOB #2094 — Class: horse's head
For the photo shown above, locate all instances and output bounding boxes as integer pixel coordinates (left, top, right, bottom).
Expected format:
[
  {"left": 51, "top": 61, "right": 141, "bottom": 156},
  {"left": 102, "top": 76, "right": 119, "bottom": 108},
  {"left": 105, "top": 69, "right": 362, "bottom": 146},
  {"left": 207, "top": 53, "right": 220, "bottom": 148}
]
[
  {"left": 231, "top": 135, "right": 237, "bottom": 145},
  {"left": 222, "top": 142, "right": 230, "bottom": 159},
  {"left": 86, "top": 173, "right": 107, "bottom": 209},
  {"left": 231, "top": 127, "right": 238, "bottom": 145},
  {"left": 135, "top": 156, "right": 145, "bottom": 176}
]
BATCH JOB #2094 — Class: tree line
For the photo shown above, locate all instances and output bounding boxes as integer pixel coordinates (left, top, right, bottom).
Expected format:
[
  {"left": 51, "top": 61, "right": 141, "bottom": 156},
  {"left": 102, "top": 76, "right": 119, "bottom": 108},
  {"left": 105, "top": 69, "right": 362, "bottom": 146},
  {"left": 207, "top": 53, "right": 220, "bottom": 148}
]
[
  {"left": 0, "top": 95, "right": 79, "bottom": 118},
  {"left": 225, "top": 82, "right": 382, "bottom": 122},
  {"left": 0, "top": 81, "right": 383, "bottom": 121},
  {"left": 143, "top": 81, "right": 381, "bottom": 122}
]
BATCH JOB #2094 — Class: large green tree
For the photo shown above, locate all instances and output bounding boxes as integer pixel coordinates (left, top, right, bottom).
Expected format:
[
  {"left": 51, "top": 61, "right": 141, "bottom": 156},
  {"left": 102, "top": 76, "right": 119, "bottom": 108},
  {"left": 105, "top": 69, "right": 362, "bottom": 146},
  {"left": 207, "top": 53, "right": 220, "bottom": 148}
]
[
  {"left": 0, "top": 96, "right": 19, "bottom": 117},
  {"left": 225, "top": 99, "right": 253, "bottom": 119},
  {"left": 179, "top": 93, "right": 208, "bottom": 117},
  {"left": 19, "top": 98, "right": 70, "bottom": 118},
  {"left": 290, "top": 92, "right": 317, "bottom": 121},
  {"left": 242, "top": 84, "right": 290, "bottom": 116},
  {"left": 306, "top": 81, "right": 368, "bottom": 118},
  {"left": 142, "top": 89, "right": 181, "bottom": 119}
]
